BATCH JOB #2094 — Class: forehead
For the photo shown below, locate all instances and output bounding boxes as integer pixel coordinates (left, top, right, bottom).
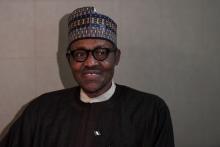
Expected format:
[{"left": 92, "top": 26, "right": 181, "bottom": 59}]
[{"left": 70, "top": 39, "right": 113, "bottom": 49}]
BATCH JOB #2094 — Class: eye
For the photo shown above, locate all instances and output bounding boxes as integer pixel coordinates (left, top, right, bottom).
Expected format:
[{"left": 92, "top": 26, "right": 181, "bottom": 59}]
[
  {"left": 72, "top": 50, "right": 87, "bottom": 58},
  {"left": 94, "top": 48, "right": 108, "bottom": 56}
]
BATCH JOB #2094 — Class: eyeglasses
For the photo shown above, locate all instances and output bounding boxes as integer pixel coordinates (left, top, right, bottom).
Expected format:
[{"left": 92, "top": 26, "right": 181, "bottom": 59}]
[{"left": 66, "top": 47, "right": 117, "bottom": 62}]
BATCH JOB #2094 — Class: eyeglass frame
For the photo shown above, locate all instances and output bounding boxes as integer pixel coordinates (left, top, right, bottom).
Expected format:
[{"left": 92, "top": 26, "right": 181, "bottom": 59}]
[{"left": 66, "top": 47, "right": 118, "bottom": 62}]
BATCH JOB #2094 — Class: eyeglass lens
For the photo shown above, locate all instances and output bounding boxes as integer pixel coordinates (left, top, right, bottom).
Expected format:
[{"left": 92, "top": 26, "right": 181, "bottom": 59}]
[{"left": 67, "top": 48, "right": 115, "bottom": 62}]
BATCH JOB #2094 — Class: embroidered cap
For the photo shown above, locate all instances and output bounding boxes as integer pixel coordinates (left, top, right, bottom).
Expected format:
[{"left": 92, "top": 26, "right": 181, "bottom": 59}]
[{"left": 68, "top": 6, "right": 117, "bottom": 47}]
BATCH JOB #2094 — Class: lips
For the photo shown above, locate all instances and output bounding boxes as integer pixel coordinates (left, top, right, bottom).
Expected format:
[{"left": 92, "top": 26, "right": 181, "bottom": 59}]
[
  {"left": 81, "top": 70, "right": 101, "bottom": 79},
  {"left": 82, "top": 70, "right": 101, "bottom": 74}
]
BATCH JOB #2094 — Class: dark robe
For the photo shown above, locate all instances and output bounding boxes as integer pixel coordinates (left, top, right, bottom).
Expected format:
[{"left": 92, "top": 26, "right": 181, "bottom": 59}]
[{"left": 0, "top": 84, "right": 175, "bottom": 147}]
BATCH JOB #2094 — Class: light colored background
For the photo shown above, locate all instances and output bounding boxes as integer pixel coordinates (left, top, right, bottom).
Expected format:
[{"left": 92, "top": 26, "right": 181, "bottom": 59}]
[{"left": 0, "top": 0, "right": 219, "bottom": 147}]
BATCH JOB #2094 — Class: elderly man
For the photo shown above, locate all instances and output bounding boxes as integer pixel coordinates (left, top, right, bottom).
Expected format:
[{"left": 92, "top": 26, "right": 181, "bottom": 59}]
[{"left": 0, "top": 7, "right": 174, "bottom": 147}]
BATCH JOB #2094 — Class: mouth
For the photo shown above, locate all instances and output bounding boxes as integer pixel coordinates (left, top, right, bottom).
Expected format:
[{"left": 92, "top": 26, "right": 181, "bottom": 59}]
[{"left": 82, "top": 70, "right": 101, "bottom": 79}]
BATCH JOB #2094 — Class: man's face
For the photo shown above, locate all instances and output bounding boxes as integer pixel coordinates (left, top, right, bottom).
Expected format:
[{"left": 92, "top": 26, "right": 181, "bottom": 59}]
[{"left": 68, "top": 39, "right": 120, "bottom": 98}]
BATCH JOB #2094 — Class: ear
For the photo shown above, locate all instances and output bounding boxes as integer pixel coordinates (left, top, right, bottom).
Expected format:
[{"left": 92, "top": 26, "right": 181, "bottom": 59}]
[{"left": 114, "top": 49, "right": 121, "bottom": 65}]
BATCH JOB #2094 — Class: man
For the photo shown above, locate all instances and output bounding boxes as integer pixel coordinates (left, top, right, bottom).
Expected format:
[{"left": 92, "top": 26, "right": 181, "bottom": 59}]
[{"left": 0, "top": 6, "right": 174, "bottom": 147}]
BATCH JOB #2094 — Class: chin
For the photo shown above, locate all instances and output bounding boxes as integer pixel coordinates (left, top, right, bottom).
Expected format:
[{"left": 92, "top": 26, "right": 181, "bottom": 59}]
[{"left": 81, "top": 82, "right": 102, "bottom": 93}]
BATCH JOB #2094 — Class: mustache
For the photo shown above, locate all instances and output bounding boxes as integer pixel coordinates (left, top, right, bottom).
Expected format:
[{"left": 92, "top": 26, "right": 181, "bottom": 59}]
[{"left": 82, "top": 67, "right": 102, "bottom": 74}]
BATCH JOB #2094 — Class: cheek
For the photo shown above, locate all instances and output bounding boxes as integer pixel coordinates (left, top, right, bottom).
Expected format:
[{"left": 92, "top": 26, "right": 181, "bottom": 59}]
[
  {"left": 101, "top": 61, "right": 116, "bottom": 71},
  {"left": 69, "top": 62, "right": 82, "bottom": 77},
  {"left": 70, "top": 62, "right": 81, "bottom": 71},
  {"left": 101, "top": 63, "right": 116, "bottom": 79}
]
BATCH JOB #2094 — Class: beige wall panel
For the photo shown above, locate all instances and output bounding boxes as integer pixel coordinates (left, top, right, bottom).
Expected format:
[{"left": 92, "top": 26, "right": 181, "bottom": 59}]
[
  {"left": 115, "top": 0, "right": 161, "bottom": 93},
  {"left": 0, "top": 2, "right": 34, "bottom": 58},
  {"left": 0, "top": 58, "right": 35, "bottom": 133},
  {"left": 35, "top": 57, "right": 66, "bottom": 96}
]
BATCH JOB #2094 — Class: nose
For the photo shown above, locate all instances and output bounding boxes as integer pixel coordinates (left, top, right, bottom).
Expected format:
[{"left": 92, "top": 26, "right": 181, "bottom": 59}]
[{"left": 84, "top": 52, "right": 98, "bottom": 67}]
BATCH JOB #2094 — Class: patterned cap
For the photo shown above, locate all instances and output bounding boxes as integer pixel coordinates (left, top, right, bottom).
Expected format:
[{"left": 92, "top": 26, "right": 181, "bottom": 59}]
[{"left": 68, "top": 6, "right": 117, "bottom": 47}]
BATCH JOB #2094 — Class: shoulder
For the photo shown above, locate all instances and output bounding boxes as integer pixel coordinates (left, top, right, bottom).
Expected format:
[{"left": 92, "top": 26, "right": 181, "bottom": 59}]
[
  {"left": 37, "top": 86, "right": 78, "bottom": 99},
  {"left": 33, "top": 86, "right": 78, "bottom": 103},
  {"left": 116, "top": 84, "right": 167, "bottom": 109},
  {"left": 116, "top": 84, "right": 173, "bottom": 131},
  {"left": 23, "top": 87, "right": 79, "bottom": 116}
]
